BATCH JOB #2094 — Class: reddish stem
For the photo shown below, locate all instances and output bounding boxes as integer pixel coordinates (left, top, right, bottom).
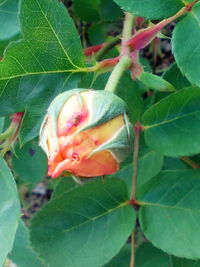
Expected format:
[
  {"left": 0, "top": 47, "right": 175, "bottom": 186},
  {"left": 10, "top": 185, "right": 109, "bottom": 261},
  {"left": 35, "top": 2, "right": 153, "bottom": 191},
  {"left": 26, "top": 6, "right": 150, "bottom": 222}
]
[
  {"left": 98, "top": 56, "right": 120, "bottom": 69},
  {"left": 126, "top": 19, "right": 169, "bottom": 50},
  {"left": 11, "top": 112, "right": 24, "bottom": 123},
  {"left": 133, "top": 122, "right": 144, "bottom": 132},
  {"left": 84, "top": 44, "right": 105, "bottom": 56},
  {"left": 135, "top": 17, "right": 145, "bottom": 29},
  {"left": 129, "top": 198, "right": 140, "bottom": 209},
  {"left": 186, "top": 0, "right": 198, "bottom": 11},
  {"left": 85, "top": 0, "right": 198, "bottom": 62},
  {"left": 126, "top": 1, "right": 198, "bottom": 51}
]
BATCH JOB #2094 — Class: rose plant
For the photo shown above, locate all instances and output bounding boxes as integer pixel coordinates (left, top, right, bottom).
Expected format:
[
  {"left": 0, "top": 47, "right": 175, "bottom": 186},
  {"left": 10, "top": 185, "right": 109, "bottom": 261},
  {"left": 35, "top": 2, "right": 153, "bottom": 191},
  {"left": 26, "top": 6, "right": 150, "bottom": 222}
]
[
  {"left": 1, "top": 0, "right": 200, "bottom": 267},
  {"left": 39, "top": 89, "right": 133, "bottom": 178}
]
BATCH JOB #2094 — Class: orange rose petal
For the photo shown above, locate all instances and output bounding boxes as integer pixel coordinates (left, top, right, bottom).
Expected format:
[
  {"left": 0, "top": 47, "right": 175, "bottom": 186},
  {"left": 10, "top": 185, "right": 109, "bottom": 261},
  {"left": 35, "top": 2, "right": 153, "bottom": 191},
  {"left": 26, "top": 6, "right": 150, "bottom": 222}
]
[
  {"left": 51, "top": 158, "right": 72, "bottom": 178},
  {"left": 40, "top": 91, "right": 130, "bottom": 179},
  {"left": 71, "top": 150, "right": 119, "bottom": 177},
  {"left": 49, "top": 117, "right": 123, "bottom": 178},
  {"left": 51, "top": 150, "right": 118, "bottom": 178}
]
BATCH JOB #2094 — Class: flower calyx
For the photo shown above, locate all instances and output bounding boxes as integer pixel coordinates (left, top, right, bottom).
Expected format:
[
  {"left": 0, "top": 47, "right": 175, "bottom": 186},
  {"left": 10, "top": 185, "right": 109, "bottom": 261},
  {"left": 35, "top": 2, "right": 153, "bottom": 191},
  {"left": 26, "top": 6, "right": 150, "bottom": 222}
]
[{"left": 39, "top": 89, "right": 134, "bottom": 179}]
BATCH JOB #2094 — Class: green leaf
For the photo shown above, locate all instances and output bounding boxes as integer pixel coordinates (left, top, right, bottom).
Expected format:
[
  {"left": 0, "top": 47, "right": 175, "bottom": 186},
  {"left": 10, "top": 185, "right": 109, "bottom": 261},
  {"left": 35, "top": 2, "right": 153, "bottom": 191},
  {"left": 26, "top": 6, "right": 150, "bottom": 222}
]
[
  {"left": 0, "top": 72, "right": 82, "bottom": 143},
  {"left": 0, "top": 117, "right": 4, "bottom": 133},
  {"left": 140, "top": 58, "right": 152, "bottom": 73},
  {"left": 88, "top": 22, "right": 119, "bottom": 49},
  {"left": 155, "top": 63, "right": 192, "bottom": 104},
  {"left": 12, "top": 140, "right": 47, "bottom": 183},
  {"left": 163, "top": 157, "right": 190, "bottom": 170},
  {"left": 115, "top": 73, "right": 143, "bottom": 124},
  {"left": 137, "top": 170, "right": 200, "bottom": 259},
  {"left": 0, "top": 35, "right": 19, "bottom": 58},
  {"left": 0, "top": 158, "right": 20, "bottom": 266},
  {"left": 0, "top": 0, "right": 85, "bottom": 82},
  {"left": 139, "top": 72, "right": 176, "bottom": 92},
  {"left": 0, "top": 0, "right": 85, "bottom": 144},
  {"left": 88, "top": 23, "right": 107, "bottom": 45},
  {"left": 51, "top": 177, "right": 77, "bottom": 200},
  {"left": 142, "top": 87, "right": 200, "bottom": 156},
  {"left": 9, "top": 220, "right": 46, "bottom": 267},
  {"left": 172, "top": 256, "right": 200, "bottom": 266},
  {"left": 73, "top": 0, "right": 101, "bottom": 22},
  {"left": 78, "top": 72, "right": 143, "bottom": 124},
  {"left": 113, "top": 0, "right": 184, "bottom": 19},
  {"left": 104, "top": 242, "right": 171, "bottom": 267},
  {"left": 100, "top": 0, "right": 123, "bottom": 22},
  {"left": 172, "top": 2, "right": 200, "bottom": 86},
  {"left": 137, "top": 151, "right": 163, "bottom": 187},
  {"left": 104, "top": 244, "right": 130, "bottom": 267},
  {"left": 19, "top": 73, "right": 82, "bottom": 144},
  {"left": 0, "top": 0, "right": 20, "bottom": 40},
  {"left": 110, "top": 151, "right": 163, "bottom": 195},
  {"left": 135, "top": 242, "right": 171, "bottom": 266},
  {"left": 0, "top": 0, "right": 21, "bottom": 56},
  {"left": 30, "top": 178, "right": 135, "bottom": 267},
  {"left": 78, "top": 72, "right": 97, "bottom": 89},
  {"left": 163, "top": 63, "right": 191, "bottom": 90}
]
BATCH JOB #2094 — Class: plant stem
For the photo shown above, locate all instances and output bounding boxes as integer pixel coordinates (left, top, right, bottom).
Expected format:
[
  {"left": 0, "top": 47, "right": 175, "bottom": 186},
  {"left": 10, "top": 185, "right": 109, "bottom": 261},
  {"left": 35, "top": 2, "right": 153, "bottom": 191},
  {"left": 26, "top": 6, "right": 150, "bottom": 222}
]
[
  {"left": 185, "top": 0, "right": 198, "bottom": 11},
  {"left": 86, "top": 0, "right": 198, "bottom": 75},
  {"left": 126, "top": 0, "right": 198, "bottom": 51},
  {"left": 95, "top": 36, "right": 121, "bottom": 61},
  {"left": 0, "top": 124, "right": 15, "bottom": 141},
  {"left": 130, "top": 122, "right": 141, "bottom": 267},
  {"left": 84, "top": 43, "right": 104, "bottom": 56},
  {"left": 180, "top": 156, "right": 200, "bottom": 169},
  {"left": 131, "top": 122, "right": 141, "bottom": 199},
  {"left": 104, "top": 56, "right": 132, "bottom": 92},
  {"left": 104, "top": 12, "right": 134, "bottom": 93},
  {"left": 121, "top": 12, "right": 134, "bottom": 56},
  {"left": 130, "top": 232, "right": 135, "bottom": 267},
  {"left": 104, "top": 12, "right": 137, "bottom": 267}
]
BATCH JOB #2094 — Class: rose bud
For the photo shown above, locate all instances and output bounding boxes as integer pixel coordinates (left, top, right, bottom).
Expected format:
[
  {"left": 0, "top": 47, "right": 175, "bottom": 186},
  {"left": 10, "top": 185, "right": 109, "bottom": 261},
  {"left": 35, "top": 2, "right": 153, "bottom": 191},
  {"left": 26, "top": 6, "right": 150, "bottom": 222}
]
[{"left": 39, "top": 89, "right": 133, "bottom": 178}]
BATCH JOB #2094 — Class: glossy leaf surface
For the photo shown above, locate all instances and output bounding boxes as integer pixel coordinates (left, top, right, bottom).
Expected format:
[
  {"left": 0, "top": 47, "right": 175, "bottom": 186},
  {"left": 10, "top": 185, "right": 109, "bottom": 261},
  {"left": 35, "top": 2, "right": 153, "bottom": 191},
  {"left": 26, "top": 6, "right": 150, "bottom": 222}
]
[
  {"left": 143, "top": 87, "right": 200, "bottom": 156},
  {"left": 30, "top": 179, "right": 135, "bottom": 267},
  {"left": 138, "top": 170, "right": 200, "bottom": 259},
  {"left": 9, "top": 220, "right": 46, "bottom": 267},
  {"left": 172, "top": 3, "right": 200, "bottom": 86},
  {"left": 113, "top": 0, "right": 184, "bottom": 19},
  {"left": 0, "top": 158, "right": 20, "bottom": 266},
  {"left": 12, "top": 141, "right": 47, "bottom": 183},
  {"left": 0, "top": 0, "right": 85, "bottom": 82}
]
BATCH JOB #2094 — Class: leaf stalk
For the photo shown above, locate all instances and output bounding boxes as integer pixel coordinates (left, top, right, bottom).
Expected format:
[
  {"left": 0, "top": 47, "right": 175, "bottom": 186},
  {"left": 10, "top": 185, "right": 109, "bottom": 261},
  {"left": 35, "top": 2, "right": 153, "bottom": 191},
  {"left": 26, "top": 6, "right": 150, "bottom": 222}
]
[{"left": 104, "top": 12, "right": 134, "bottom": 93}]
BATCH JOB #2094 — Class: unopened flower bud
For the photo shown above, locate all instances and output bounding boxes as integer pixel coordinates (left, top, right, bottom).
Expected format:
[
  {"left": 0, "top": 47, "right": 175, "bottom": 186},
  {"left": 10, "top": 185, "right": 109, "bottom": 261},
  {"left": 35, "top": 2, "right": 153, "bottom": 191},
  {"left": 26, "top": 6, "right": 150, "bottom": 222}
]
[{"left": 39, "top": 89, "right": 133, "bottom": 178}]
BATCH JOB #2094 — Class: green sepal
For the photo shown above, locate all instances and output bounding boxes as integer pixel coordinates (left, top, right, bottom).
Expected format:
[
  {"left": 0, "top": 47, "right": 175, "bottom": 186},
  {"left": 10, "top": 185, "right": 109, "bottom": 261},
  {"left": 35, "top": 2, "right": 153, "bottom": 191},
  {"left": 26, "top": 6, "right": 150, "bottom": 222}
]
[
  {"left": 139, "top": 72, "right": 176, "bottom": 92},
  {"left": 41, "top": 88, "right": 128, "bottom": 143},
  {"left": 88, "top": 122, "right": 134, "bottom": 162},
  {"left": 40, "top": 89, "right": 132, "bottom": 159},
  {"left": 76, "top": 90, "right": 128, "bottom": 134},
  {"left": 39, "top": 89, "right": 87, "bottom": 153},
  {"left": 39, "top": 115, "right": 49, "bottom": 155}
]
